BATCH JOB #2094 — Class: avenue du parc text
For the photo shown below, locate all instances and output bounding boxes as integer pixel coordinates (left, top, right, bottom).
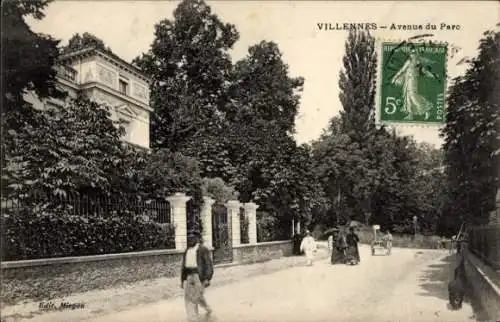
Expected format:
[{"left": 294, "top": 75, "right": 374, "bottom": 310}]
[{"left": 317, "top": 22, "right": 461, "bottom": 31}]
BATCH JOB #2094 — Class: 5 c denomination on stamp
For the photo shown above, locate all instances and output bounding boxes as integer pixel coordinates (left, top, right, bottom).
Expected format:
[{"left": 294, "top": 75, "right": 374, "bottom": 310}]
[{"left": 376, "top": 40, "right": 448, "bottom": 125}]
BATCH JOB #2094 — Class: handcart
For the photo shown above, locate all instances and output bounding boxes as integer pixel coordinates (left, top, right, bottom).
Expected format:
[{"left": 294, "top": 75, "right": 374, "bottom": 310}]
[{"left": 371, "top": 225, "right": 390, "bottom": 256}]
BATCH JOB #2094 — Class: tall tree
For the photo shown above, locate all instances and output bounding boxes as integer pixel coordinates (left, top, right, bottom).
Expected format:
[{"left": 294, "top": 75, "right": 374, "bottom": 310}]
[
  {"left": 441, "top": 27, "right": 500, "bottom": 228},
  {"left": 229, "top": 41, "right": 304, "bottom": 135},
  {"left": 227, "top": 41, "right": 310, "bottom": 228},
  {"left": 338, "top": 30, "right": 377, "bottom": 143},
  {"left": 2, "top": 0, "right": 65, "bottom": 196},
  {"left": 133, "top": 0, "right": 239, "bottom": 152},
  {"left": 336, "top": 30, "right": 378, "bottom": 223},
  {"left": 2, "top": 0, "right": 62, "bottom": 107},
  {"left": 228, "top": 41, "right": 304, "bottom": 179}
]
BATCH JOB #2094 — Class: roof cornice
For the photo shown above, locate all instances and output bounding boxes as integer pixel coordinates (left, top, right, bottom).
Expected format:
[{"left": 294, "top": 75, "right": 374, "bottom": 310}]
[{"left": 58, "top": 47, "right": 151, "bottom": 84}]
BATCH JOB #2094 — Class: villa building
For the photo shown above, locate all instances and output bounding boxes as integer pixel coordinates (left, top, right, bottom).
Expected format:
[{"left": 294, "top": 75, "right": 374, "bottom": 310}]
[{"left": 24, "top": 47, "right": 152, "bottom": 149}]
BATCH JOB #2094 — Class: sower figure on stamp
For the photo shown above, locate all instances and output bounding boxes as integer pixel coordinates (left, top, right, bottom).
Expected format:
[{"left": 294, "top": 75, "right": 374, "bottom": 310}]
[
  {"left": 181, "top": 231, "right": 214, "bottom": 322},
  {"left": 391, "top": 47, "right": 438, "bottom": 121}
]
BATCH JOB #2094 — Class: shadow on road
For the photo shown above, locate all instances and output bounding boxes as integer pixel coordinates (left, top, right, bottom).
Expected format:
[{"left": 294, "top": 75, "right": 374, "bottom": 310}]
[{"left": 417, "top": 254, "right": 490, "bottom": 321}]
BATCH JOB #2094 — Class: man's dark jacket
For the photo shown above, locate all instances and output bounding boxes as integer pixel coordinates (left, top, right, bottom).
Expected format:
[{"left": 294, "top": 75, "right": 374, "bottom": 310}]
[{"left": 180, "top": 244, "right": 214, "bottom": 283}]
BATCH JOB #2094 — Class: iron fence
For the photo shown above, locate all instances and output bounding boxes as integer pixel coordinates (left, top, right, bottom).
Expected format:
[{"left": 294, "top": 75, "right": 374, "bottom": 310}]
[
  {"left": 1, "top": 192, "right": 171, "bottom": 223},
  {"left": 240, "top": 207, "right": 249, "bottom": 244},
  {"left": 1, "top": 192, "right": 175, "bottom": 260},
  {"left": 468, "top": 224, "right": 500, "bottom": 270}
]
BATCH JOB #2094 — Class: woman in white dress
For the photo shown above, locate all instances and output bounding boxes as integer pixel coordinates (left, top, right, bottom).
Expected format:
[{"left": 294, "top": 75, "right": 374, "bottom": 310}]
[{"left": 300, "top": 230, "right": 317, "bottom": 266}]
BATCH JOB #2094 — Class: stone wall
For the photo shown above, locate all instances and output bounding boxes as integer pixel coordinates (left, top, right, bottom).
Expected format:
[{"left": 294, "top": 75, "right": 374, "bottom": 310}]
[
  {"left": 1, "top": 249, "right": 184, "bottom": 305},
  {"left": 1, "top": 241, "right": 293, "bottom": 306},
  {"left": 462, "top": 245, "right": 500, "bottom": 321},
  {"left": 232, "top": 241, "right": 293, "bottom": 264}
]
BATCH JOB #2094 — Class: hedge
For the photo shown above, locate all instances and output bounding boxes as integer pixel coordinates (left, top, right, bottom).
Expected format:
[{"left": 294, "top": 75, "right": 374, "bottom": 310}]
[{"left": 2, "top": 209, "right": 175, "bottom": 261}]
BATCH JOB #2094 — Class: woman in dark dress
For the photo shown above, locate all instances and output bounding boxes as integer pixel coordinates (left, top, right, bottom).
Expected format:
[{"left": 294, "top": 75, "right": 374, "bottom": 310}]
[
  {"left": 331, "top": 229, "right": 348, "bottom": 264},
  {"left": 330, "top": 230, "right": 340, "bottom": 264},
  {"left": 346, "top": 227, "right": 360, "bottom": 264}
]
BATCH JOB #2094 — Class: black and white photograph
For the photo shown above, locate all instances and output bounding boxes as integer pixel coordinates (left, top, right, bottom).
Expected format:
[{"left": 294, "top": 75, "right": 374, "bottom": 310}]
[{"left": 1, "top": 0, "right": 499, "bottom": 321}]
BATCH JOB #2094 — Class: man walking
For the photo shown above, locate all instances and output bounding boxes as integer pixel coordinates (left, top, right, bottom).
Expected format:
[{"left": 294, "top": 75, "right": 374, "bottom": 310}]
[
  {"left": 385, "top": 230, "right": 393, "bottom": 255},
  {"left": 181, "top": 232, "right": 214, "bottom": 321},
  {"left": 300, "top": 230, "right": 317, "bottom": 266}
]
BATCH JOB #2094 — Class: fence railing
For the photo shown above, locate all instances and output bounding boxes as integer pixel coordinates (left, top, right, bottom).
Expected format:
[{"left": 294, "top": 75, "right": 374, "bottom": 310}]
[
  {"left": 240, "top": 207, "right": 249, "bottom": 244},
  {"left": 468, "top": 225, "right": 500, "bottom": 270},
  {"left": 1, "top": 192, "right": 175, "bottom": 261},
  {"left": 1, "top": 193, "right": 171, "bottom": 223}
]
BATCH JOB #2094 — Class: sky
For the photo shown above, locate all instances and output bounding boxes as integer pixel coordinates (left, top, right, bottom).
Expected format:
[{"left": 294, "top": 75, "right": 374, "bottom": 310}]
[{"left": 27, "top": 1, "right": 499, "bottom": 148}]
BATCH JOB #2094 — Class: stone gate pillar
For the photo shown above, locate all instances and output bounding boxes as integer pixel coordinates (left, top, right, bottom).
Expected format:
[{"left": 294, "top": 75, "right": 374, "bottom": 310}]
[
  {"left": 226, "top": 200, "right": 241, "bottom": 247},
  {"left": 244, "top": 202, "right": 259, "bottom": 244},
  {"left": 201, "top": 197, "right": 215, "bottom": 249},
  {"left": 167, "top": 192, "right": 191, "bottom": 251}
]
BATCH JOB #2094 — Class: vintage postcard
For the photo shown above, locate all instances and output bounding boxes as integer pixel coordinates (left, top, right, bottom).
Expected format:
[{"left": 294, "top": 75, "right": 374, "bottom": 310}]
[{"left": 2, "top": 1, "right": 499, "bottom": 322}]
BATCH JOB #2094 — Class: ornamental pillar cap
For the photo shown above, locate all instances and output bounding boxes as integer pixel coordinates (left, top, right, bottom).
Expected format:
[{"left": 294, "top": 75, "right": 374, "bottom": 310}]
[
  {"left": 166, "top": 192, "right": 191, "bottom": 206},
  {"left": 225, "top": 200, "right": 241, "bottom": 210},
  {"left": 203, "top": 196, "right": 216, "bottom": 206},
  {"left": 243, "top": 202, "right": 259, "bottom": 211}
]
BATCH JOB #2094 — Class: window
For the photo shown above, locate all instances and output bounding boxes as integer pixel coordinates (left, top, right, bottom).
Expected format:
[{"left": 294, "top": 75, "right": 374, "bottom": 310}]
[{"left": 119, "top": 79, "right": 128, "bottom": 95}]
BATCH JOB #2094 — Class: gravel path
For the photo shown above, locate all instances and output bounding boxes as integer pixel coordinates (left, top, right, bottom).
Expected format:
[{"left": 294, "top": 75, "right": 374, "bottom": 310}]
[
  {"left": 3, "top": 245, "right": 483, "bottom": 322},
  {"left": 1, "top": 245, "right": 330, "bottom": 322},
  {"left": 89, "top": 247, "right": 480, "bottom": 322}
]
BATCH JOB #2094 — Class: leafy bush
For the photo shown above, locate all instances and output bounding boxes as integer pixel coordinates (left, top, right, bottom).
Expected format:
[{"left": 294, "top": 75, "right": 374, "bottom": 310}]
[
  {"left": 134, "top": 149, "right": 202, "bottom": 199},
  {"left": 2, "top": 208, "right": 175, "bottom": 261},
  {"left": 257, "top": 212, "right": 282, "bottom": 242},
  {"left": 201, "top": 177, "right": 239, "bottom": 203},
  {"left": 3, "top": 93, "right": 127, "bottom": 199}
]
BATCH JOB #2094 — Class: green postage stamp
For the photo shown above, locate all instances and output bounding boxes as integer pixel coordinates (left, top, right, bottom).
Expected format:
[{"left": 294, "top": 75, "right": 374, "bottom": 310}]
[{"left": 376, "top": 41, "right": 448, "bottom": 124}]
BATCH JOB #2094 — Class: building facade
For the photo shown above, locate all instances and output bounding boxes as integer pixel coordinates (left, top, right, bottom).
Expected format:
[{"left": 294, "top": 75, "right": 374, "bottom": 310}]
[{"left": 24, "top": 47, "right": 152, "bottom": 149}]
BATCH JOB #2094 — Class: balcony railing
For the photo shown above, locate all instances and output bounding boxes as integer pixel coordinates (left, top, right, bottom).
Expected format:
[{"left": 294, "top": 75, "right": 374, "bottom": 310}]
[{"left": 56, "top": 65, "right": 77, "bottom": 82}]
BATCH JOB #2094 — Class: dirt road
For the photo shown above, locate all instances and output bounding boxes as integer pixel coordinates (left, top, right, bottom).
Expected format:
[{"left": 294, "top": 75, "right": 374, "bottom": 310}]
[{"left": 87, "top": 246, "right": 479, "bottom": 322}]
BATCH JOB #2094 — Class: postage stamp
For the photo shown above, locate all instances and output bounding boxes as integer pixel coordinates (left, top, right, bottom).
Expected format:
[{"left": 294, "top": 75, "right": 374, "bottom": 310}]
[{"left": 376, "top": 40, "right": 448, "bottom": 125}]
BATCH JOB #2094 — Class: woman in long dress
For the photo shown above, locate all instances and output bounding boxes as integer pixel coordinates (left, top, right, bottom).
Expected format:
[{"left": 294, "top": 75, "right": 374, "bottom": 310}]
[
  {"left": 300, "top": 230, "right": 316, "bottom": 266},
  {"left": 346, "top": 227, "right": 360, "bottom": 264},
  {"left": 391, "top": 48, "right": 437, "bottom": 120},
  {"left": 331, "top": 230, "right": 347, "bottom": 264}
]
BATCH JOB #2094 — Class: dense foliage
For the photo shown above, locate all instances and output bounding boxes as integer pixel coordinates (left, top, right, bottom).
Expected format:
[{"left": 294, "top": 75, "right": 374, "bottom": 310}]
[
  {"left": 61, "top": 32, "right": 114, "bottom": 54},
  {"left": 135, "top": 0, "right": 323, "bottom": 236},
  {"left": 201, "top": 177, "right": 239, "bottom": 203},
  {"left": 1, "top": 0, "right": 204, "bottom": 259},
  {"left": 2, "top": 0, "right": 62, "bottom": 107},
  {"left": 133, "top": 0, "right": 238, "bottom": 153},
  {"left": 440, "top": 27, "right": 500, "bottom": 231},
  {"left": 4, "top": 93, "right": 126, "bottom": 199},
  {"left": 3, "top": 208, "right": 175, "bottom": 260}
]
